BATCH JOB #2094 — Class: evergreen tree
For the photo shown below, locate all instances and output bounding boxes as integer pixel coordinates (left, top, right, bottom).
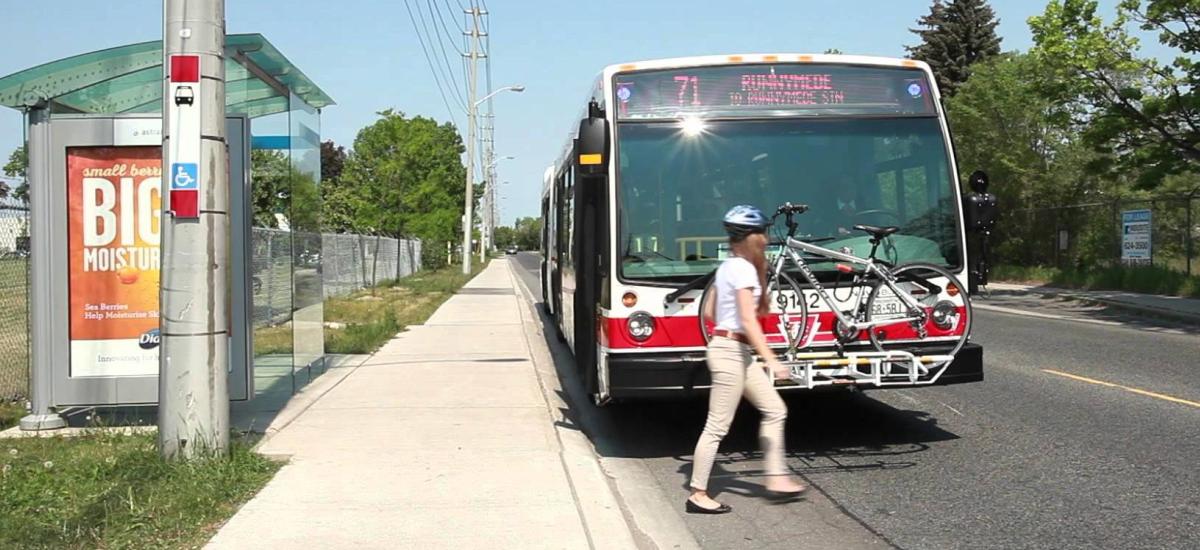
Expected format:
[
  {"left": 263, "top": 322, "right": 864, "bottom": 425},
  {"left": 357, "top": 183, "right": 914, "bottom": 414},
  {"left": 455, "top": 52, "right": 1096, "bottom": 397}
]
[{"left": 906, "top": 0, "right": 1003, "bottom": 96}]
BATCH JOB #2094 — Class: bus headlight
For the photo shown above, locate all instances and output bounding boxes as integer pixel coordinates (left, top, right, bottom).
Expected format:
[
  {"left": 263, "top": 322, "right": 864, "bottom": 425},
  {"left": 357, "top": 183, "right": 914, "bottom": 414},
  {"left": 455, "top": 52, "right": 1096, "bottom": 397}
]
[
  {"left": 931, "top": 300, "right": 960, "bottom": 330},
  {"left": 627, "top": 312, "right": 655, "bottom": 342}
]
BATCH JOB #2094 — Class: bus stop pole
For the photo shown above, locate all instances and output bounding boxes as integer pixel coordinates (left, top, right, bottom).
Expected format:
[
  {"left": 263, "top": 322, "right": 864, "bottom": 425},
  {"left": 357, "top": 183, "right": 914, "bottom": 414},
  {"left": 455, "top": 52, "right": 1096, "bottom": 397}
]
[
  {"left": 158, "top": 0, "right": 229, "bottom": 459},
  {"left": 19, "top": 105, "right": 67, "bottom": 431}
]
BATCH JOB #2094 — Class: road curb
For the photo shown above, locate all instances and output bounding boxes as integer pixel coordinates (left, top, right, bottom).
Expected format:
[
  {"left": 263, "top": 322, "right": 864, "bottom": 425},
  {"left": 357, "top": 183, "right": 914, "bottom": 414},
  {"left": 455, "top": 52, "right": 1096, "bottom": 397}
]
[
  {"left": 507, "top": 258, "right": 701, "bottom": 550},
  {"left": 987, "top": 283, "right": 1200, "bottom": 327},
  {"left": 505, "top": 260, "right": 640, "bottom": 550}
]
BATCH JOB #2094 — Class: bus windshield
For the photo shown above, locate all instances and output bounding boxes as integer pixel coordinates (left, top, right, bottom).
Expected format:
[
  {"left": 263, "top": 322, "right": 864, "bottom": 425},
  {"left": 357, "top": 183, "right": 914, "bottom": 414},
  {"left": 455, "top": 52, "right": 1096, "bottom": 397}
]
[{"left": 616, "top": 117, "right": 961, "bottom": 282}]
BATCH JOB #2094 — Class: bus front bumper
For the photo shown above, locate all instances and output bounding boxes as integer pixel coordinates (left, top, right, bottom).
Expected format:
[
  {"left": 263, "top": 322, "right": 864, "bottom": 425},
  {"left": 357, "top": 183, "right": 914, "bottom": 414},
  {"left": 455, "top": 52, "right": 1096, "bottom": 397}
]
[{"left": 606, "top": 343, "right": 984, "bottom": 400}]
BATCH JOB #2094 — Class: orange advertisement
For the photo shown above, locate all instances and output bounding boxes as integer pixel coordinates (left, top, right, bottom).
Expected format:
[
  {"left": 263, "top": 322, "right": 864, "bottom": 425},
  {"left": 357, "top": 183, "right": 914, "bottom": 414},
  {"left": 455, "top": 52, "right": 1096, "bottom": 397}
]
[{"left": 67, "top": 147, "right": 162, "bottom": 377}]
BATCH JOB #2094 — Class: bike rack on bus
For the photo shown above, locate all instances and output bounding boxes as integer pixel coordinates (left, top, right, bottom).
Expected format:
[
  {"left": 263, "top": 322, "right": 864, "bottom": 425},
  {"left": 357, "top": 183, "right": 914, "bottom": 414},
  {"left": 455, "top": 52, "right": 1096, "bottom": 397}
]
[{"left": 781, "top": 350, "right": 954, "bottom": 389}]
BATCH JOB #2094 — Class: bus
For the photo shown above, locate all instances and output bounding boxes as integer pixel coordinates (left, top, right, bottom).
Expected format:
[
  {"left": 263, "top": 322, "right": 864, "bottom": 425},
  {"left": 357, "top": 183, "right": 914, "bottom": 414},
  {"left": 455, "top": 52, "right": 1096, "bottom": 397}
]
[{"left": 540, "top": 54, "right": 986, "bottom": 405}]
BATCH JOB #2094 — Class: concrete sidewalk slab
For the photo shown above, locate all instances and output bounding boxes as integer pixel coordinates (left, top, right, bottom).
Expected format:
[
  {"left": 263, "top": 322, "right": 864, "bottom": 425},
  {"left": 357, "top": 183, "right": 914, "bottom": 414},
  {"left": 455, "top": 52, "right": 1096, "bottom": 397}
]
[
  {"left": 369, "top": 324, "right": 530, "bottom": 357},
  {"left": 207, "top": 260, "right": 637, "bottom": 550},
  {"left": 257, "top": 406, "right": 559, "bottom": 458},
  {"left": 311, "top": 362, "right": 543, "bottom": 409},
  {"left": 425, "top": 294, "right": 522, "bottom": 325}
]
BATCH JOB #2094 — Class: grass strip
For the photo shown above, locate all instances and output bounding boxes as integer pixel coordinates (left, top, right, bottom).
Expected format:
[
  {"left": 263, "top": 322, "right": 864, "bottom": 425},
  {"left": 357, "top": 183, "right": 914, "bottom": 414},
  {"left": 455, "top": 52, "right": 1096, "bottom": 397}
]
[
  {"left": 0, "top": 432, "right": 280, "bottom": 549},
  {"left": 252, "top": 262, "right": 485, "bottom": 356},
  {"left": 1, "top": 401, "right": 25, "bottom": 430}
]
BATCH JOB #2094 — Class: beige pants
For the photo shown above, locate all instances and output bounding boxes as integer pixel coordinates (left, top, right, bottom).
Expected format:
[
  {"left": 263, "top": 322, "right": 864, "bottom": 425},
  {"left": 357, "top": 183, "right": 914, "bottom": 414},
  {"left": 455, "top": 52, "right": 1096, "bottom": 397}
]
[{"left": 690, "top": 336, "right": 789, "bottom": 491}]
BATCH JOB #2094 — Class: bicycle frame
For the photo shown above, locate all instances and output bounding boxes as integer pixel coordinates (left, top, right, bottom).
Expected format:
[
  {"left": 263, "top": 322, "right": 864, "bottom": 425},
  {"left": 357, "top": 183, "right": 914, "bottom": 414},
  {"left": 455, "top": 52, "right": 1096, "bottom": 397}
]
[{"left": 772, "top": 236, "right": 928, "bottom": 335}]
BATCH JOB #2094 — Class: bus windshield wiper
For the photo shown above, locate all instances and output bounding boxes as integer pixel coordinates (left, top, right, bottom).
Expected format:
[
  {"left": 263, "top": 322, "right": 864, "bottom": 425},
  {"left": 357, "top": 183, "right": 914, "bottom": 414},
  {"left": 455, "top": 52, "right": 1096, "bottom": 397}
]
[{"left": 663, "top": 270, "right": 715, "bottom": 306}]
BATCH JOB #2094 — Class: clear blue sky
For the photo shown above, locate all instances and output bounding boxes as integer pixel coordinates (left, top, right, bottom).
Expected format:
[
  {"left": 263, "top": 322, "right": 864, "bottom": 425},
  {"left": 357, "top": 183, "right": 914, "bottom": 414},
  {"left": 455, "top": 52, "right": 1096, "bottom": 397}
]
[{"left": 0, "top": 0, "right": 1147, "bottom": 225}]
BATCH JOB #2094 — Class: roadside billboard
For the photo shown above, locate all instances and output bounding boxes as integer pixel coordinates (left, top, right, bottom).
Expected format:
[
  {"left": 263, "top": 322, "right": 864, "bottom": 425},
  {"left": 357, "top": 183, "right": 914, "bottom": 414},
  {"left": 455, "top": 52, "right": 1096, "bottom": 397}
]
[
  {"left": 1121, "top": 209, "right": 1152, "bottom": 266},
  {"left": 66, "top": 146, "right": 162, "bottom": 377}
]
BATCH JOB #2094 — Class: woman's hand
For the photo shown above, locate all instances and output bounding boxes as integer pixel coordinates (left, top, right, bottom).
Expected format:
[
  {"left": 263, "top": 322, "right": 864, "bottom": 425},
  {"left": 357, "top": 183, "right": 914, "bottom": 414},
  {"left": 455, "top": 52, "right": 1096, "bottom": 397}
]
[{"left": 764, "top": 356, "right": 790, "bottom": 381}]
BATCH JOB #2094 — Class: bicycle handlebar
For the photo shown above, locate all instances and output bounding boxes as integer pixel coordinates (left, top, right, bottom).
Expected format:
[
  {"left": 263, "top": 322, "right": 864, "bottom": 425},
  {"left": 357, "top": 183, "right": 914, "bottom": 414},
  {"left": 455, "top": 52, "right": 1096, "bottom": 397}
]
[{"left": 775, "top": 202, "right": 809, "bottom": 216}]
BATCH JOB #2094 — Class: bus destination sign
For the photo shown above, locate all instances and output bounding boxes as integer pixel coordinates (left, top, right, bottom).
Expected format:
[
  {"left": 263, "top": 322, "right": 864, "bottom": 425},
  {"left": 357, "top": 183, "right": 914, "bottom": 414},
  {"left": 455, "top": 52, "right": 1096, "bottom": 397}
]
[{"left": 614, "top": 64, "right": 936, "bottom": 119}]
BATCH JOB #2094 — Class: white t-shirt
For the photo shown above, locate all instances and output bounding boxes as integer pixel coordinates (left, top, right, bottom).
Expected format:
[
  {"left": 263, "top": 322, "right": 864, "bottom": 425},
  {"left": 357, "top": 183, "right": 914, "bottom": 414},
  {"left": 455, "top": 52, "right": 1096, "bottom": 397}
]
[{"left": 713, "top": 256, "right": 762, "bottom": 332}]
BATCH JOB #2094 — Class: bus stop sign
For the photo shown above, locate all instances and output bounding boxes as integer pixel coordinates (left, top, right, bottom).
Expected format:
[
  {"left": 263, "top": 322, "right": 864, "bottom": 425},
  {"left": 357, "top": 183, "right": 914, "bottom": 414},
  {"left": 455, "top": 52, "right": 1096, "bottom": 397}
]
[{"left": 167, "top": 55, "right": 201, "bottom": 218}]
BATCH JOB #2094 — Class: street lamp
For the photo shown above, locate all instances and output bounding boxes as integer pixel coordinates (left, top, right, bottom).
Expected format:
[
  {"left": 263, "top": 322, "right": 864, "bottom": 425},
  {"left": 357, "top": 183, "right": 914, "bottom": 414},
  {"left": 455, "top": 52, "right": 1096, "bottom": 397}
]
[
  {"left": 463, "top": 85, "right": 524, "bottom": 274},
  {"left": 477, "top": 85, "right": 525, "bottom": 107},
  {"left": 482, "top": 156, "right": 516, "bottom": 261},
  {"left": 488, "top": 155, "right": 515, "bottom": 169}
]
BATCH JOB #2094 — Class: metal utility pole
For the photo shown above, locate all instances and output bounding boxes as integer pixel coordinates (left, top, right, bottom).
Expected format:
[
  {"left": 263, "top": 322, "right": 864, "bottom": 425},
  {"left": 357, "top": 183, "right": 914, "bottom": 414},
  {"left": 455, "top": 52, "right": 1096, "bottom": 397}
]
[
  {"left": 461, "top": 5, "right": 483, "bottom": 274},
  {"left": 480, "top": 28, "right": 495, "bottom": 264},
  {"left": 480, "top": 114, "right": 494, "bottom": 264},
  {"left": 159, "top": 0, "right": 230, "bottom": 459}
]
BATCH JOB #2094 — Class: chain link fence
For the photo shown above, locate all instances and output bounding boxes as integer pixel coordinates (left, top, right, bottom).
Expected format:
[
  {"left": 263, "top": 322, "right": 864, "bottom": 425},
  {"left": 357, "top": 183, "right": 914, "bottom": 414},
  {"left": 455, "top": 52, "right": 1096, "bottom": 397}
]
[
  {"left": 251, "top": 228, "right": 296, "bottom": 327},
  {"left": 321, "top": 233, "right": 422, "bottom": 298},
  {"left": 249, "top": 228, "right": 423, "bottom": 320},
  {"left": 1001, "top": 194, "right": 1199, "bottom": 275},
  {"left": 0, "top": 201, "right": 30, "bottom": 401}
]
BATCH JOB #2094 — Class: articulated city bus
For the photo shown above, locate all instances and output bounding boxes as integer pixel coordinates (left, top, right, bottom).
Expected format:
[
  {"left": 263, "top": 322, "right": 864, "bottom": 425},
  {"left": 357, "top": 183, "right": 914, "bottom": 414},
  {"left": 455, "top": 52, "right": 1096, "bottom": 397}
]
[{"left": 540, "top": 54, "right": 985, "bottom": 405}]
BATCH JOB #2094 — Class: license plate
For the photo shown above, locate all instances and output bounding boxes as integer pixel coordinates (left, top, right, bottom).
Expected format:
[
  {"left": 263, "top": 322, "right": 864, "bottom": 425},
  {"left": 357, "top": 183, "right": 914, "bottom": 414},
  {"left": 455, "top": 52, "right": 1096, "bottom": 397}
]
[{"left": 870, "top": 295, "right": 905, "bottom": 320}]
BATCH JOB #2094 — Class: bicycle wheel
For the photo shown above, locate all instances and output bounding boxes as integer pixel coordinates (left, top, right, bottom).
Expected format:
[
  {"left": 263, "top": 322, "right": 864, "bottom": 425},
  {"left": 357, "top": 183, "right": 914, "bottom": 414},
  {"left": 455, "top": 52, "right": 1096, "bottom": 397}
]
[
  {"left": 696, "top": 271, "right": 808, "bottom": 354},
  {"left": 865, "top": 263, "right": 971, "bottom": 356}
]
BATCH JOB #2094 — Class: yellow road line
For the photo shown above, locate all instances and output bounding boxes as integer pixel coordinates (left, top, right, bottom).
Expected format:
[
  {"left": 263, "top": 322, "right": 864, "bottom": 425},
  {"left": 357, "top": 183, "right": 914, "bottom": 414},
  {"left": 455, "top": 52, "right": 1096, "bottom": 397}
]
[{"left": 1042, "top": 369, "right": 1200, "bottom": 409}]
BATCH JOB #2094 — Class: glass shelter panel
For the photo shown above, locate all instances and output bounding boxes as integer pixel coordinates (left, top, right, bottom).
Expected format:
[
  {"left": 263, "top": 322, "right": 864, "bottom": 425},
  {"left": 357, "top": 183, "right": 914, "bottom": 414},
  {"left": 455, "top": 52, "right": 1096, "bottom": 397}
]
[
  {"left": 289, "top": 93, "right": 323, "bottom": 384},
  {"left": 249, "top": 112, "right": 295, "bottom": 399}
]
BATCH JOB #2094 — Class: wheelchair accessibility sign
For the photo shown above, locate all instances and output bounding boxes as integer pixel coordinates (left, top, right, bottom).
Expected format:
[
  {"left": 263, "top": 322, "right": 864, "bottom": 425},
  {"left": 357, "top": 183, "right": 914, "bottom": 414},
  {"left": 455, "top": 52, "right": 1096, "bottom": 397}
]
[
  {"left": 168, "top": 162, "right": 200, "bottom": 218},
  {"left": 170, "top": 163, "right": 198, "bottom": 190}
]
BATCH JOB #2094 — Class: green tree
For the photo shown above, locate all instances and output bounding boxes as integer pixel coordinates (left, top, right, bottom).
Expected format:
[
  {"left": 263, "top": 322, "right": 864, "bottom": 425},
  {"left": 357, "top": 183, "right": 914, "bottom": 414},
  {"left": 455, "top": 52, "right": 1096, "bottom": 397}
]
[
  {"left": 1030, "top": 0, "right": 1200, "bottom": 188},
  {"left": 290, "top": 171, "right": 321, "bottom": 232},
  {"left": 907, "top": 0, "right": 1003, "bottom": 96},
  {"left": 337, "top": 110, "right": 467, "bottom": 267},
  {"left": 493, "top": 225, "right": 516, "bottom": 248},
  {"left": 250, "top": 149, "right": 291, "bottom": 228},
  {"left": 3, "top": 145, "right": 28, "bottom": 202},
  {"left": 947, "top": 52, "right": 1111, "bottom": 265},
  {"left": 512, "top": 217, "right": 542, "bottom": 251},
  {"left": 320, "top": 140, "right": 346, "bottom": 183}
]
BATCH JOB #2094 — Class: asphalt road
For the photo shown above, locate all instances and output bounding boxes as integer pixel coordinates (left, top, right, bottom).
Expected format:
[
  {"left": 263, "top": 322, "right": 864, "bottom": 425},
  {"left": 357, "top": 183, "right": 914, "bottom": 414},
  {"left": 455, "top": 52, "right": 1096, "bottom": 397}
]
[{"left": 510, "top": 252, "right": 1200, "bottom": 550}]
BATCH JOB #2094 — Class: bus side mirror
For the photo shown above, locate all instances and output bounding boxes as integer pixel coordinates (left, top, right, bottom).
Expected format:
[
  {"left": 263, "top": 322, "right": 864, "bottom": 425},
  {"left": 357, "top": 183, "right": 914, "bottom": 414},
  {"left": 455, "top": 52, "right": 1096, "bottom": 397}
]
[
  {"left": 964, "top": 170, "right": 998, "bottom": 233},
  {"left": 575, "top": 101, "right": 609, "bottom": 177}
]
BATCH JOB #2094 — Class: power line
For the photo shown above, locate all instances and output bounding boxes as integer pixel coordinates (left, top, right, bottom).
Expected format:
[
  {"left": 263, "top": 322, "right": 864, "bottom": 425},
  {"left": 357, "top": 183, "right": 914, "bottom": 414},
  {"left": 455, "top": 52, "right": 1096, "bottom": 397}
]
[
  {"left": 416, "top": 0, "right": 468, "bottom": 109},
  {"left": 402, "top": 0, "right": 462, "bottom": 125},
  {"left": 427, "top": 0, "right": 469, "bottom": 112},
  {"left": 442, "top": 0, "right": 465, "bottom": 33},
  {"left": 429, "top": 0, "right": 465, "bottom": 55}
]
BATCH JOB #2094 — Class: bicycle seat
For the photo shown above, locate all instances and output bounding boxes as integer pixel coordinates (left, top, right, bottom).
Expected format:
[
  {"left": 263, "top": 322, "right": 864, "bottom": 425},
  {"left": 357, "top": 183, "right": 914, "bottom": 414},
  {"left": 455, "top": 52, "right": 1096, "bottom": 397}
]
[{"left": 854, "top": 224, "right": 900, "bottom": 239}]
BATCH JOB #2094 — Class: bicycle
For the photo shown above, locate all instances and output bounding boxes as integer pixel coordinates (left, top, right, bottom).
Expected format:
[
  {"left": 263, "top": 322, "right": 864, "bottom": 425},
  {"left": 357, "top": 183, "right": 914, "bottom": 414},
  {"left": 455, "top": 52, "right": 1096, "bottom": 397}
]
[{"left": 698, "top": 202, "right": 972, "bottom": 361}]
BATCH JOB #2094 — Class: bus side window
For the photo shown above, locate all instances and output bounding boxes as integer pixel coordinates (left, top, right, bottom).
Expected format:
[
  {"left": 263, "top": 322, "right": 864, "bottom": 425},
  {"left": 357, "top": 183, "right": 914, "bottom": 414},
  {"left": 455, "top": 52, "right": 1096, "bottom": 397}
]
[
  {"left": 557, "top": 172, "right": 568, "bottom": 263},
  {"left": 565, "top": 167, "right": 575, "bottom": 269}
]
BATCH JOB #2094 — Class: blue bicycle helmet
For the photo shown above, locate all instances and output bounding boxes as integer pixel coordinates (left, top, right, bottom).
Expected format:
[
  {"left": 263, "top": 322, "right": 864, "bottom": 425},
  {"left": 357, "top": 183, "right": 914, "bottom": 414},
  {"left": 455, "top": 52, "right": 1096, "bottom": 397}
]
[{"left": 723, "top": 204, "right": 769, "bottom": 237}]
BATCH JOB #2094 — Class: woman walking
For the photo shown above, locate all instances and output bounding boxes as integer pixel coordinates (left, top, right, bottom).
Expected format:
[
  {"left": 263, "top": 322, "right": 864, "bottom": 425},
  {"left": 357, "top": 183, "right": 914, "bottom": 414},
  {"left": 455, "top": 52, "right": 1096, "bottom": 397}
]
[{"left": 687, "top": 205, "right": 806, "bottom": 515}]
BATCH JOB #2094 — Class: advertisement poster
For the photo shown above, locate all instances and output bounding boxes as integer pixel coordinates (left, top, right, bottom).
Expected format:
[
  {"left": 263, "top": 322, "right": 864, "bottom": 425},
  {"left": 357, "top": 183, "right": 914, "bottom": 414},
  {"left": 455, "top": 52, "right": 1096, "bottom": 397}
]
[
  {"left": 67, "top": 147, "right": 162, "bottom": 377},
  {"left": 1121, "top": 209, "right": 1152, "bottom": 266}
]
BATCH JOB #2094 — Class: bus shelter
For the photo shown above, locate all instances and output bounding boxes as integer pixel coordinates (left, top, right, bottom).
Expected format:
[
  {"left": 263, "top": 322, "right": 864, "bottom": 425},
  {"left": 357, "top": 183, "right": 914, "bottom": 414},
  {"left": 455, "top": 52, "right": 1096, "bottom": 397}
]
[{"left": 0, "top": 34, "right": 334, "bottom": 429}]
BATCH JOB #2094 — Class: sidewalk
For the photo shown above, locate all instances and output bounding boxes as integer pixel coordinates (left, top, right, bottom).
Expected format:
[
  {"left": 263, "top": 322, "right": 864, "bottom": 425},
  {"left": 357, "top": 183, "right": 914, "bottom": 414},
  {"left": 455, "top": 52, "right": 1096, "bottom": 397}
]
[
  {"left": 207, "top": 260, "right": 636, "bottom": 549},
  {"left": 987, "top": 281, "right": 1200, "bottom": 325}
]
